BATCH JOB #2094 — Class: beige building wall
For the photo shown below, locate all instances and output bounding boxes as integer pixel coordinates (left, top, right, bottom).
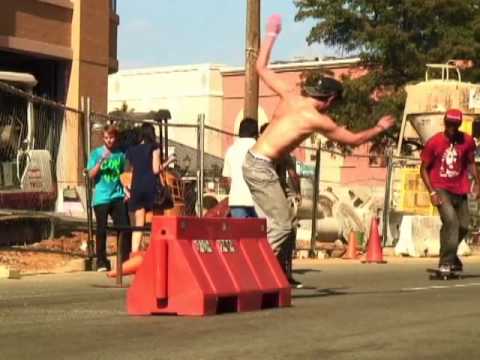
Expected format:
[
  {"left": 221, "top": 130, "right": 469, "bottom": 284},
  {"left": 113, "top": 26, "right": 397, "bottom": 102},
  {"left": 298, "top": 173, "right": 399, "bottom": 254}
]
[
  {"left": 108, "top": 64, "right": 225, "bottom": 158},
  {"left": 0, "top": 0, "right": 73, "bottom": 59}
]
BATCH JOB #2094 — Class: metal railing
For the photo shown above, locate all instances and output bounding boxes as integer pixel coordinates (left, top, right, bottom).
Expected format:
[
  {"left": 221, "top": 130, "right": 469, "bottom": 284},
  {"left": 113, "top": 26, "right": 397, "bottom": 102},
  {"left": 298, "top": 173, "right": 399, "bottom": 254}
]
[{"left": 0, "top": 81, "right": 85, "bottom": 194}]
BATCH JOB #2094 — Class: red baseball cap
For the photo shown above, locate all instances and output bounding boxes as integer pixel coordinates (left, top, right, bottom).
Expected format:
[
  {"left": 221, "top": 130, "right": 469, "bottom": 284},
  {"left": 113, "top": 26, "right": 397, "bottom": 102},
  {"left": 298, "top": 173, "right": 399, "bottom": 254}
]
[{"left": 444, "top": 108, "right": 463, "bottom": 124}]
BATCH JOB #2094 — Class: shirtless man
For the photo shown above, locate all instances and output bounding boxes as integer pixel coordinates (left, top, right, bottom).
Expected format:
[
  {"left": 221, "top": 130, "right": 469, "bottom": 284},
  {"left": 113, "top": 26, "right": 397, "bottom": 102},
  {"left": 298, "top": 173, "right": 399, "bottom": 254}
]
[{"left": 242, "top": 14, "right": 395, "bottom": 281}]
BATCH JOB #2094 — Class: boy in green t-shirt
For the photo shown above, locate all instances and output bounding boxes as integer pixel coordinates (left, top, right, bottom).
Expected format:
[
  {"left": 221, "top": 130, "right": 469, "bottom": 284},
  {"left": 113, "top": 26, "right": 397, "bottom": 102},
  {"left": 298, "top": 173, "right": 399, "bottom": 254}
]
[{"left": 87, "top": 125, "right": 131, "bottom": 271}]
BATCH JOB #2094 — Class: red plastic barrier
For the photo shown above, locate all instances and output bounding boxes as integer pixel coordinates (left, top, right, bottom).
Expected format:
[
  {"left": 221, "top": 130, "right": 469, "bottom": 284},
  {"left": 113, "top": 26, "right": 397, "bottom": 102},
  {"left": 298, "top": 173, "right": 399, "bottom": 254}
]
[
  {"left": 204, "top": 198, "right": 230, "bottom": 217},
  {"left": 127, "top": 216, "right": 291, "bottom": 316}
]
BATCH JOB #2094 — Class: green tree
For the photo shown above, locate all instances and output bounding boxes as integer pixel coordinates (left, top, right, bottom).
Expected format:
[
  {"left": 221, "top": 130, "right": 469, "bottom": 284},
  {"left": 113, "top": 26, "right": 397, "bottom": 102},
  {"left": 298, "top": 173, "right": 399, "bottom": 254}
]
[{"left": 295, "top": 0, "right": 480, "bottom": 136}]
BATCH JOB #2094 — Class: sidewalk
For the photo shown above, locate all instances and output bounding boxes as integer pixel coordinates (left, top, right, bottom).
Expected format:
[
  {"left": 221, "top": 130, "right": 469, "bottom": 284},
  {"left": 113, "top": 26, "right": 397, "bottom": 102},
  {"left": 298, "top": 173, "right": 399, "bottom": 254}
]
[{"left": 2, "top": 242, "right": 480, "bottom": 278}]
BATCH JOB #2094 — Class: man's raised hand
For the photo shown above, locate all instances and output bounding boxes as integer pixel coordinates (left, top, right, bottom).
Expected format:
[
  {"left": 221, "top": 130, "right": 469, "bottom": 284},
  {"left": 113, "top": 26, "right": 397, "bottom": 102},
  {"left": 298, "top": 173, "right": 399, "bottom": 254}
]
[
  {"left": 376, "top": 115, "right": 395, "bottom": 131},
  {"left": 267, "top": 14, "right": 282, "bottom": 37}
]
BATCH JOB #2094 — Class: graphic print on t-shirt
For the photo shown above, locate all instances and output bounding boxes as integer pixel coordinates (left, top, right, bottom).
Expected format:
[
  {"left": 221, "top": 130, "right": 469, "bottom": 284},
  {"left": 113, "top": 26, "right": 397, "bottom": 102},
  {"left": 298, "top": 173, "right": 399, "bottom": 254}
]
[
  {"left": 101, "top": 157, "right": 122, "bottom": 182},
  {"left": 439, "top": 144, "right": 460, "bottom": 178}
]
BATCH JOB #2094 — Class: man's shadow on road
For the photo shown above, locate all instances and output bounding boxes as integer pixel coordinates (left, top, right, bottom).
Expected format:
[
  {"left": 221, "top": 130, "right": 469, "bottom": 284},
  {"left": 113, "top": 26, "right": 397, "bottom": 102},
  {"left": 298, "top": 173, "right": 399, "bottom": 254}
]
[
  {"left": 292, "top": 268, "right": 322, "bottom": 275},
  {"left": 292, "top": 274, "right": 480, "bottom": 299},
  {"left": 454, "top": 274, "right": 480, "bottom": 279},
  {"left": 292, "top": 287, "right": 349, "bottom": 298}
]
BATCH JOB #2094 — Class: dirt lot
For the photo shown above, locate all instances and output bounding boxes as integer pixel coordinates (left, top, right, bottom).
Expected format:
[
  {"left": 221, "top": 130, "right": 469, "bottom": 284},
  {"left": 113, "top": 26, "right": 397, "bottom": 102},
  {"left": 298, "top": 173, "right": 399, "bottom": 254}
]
[
  {"left": 0, "top": 232, "right": 118, "bottom": 274},
  {"left": 2, "top": 231, "right": 479, "bottom": 275}
]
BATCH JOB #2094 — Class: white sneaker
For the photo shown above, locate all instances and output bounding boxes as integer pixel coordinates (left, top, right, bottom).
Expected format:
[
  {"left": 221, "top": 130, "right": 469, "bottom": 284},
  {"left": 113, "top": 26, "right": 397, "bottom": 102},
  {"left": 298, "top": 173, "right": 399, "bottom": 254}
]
[
  {"left": 438, "top": 265, "right": 451, "bottom": 273},
  {"left": 97, "top": 267, "right": 108, "bottom": 272},
  {"left": 288, "top": 277, "right": 304, "bottom": 289}
]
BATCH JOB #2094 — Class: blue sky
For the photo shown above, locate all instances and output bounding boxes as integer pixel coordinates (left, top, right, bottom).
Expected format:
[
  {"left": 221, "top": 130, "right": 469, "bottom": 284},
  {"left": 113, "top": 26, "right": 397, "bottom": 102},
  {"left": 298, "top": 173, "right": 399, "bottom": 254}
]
[{"left": 117, "top": 0, "right": 338, "bottom": 69}]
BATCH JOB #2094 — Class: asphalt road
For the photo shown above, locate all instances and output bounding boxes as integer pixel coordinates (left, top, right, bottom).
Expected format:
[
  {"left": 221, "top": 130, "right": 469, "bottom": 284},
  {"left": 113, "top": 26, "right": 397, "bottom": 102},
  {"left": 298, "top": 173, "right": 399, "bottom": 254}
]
[{"left": 2, "top": 258, "right": 480, "bottom": 360}]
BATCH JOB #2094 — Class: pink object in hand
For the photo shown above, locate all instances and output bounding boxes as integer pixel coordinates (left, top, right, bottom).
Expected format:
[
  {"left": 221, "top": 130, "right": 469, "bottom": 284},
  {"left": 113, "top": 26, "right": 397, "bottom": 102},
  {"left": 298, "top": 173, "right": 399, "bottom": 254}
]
[
  {"left": 102, "top": 149, "right": 111, "bottom": 160},
  {"left": 267, "top": 14, "right": 282, "bottom": 35}
]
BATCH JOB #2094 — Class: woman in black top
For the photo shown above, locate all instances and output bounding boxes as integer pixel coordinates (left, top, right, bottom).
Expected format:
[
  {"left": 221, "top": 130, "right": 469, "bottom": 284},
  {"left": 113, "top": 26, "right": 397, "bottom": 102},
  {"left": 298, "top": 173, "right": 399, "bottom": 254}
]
[{"left": 125, "top": 123, "right": 161, "bottom": 252}]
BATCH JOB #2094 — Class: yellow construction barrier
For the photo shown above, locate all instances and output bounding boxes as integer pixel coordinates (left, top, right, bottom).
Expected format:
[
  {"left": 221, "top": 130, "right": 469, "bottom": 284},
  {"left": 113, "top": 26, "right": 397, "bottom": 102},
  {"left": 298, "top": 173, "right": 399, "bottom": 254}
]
[{"left": 397, "top": 167, "right": 438, "bottom": 216}]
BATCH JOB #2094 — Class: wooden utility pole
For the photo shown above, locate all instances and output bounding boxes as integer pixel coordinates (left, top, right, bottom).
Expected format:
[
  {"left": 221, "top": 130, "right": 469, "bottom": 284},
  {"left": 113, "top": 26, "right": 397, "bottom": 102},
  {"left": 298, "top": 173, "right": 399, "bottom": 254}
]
[{"left": 244, "top": 0, "right": 260, "bottom": 121}]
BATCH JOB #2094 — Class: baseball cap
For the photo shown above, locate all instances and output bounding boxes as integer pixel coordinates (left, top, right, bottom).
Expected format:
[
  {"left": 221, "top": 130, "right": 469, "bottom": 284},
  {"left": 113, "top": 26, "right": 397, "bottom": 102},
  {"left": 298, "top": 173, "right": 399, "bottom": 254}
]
[
  {"left": 304, "top": 76, "right": 344, "bottom": 100},
  {"left": 444, "top": 108, "right": 463, "bottom": 124}
]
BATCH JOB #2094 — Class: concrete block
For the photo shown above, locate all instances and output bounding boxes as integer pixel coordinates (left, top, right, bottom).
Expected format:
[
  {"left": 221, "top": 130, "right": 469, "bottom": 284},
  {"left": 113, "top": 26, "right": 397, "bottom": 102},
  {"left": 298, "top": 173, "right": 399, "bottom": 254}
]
[
  {"left": 395, "top": 215, "right": 471, "bottom": 257},
  {"left": 0, "top": 265, "right": 21, "bottom": 279},
  {"left": 57, "top": 258, "right": 87, "bottom": 273}
]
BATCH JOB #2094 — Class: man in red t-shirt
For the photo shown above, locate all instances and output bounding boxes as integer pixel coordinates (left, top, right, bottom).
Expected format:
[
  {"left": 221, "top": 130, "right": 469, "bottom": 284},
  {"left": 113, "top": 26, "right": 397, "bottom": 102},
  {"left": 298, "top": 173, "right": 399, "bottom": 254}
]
[{"left": 420, "top": 109, "right": 480, "bottom": 273}]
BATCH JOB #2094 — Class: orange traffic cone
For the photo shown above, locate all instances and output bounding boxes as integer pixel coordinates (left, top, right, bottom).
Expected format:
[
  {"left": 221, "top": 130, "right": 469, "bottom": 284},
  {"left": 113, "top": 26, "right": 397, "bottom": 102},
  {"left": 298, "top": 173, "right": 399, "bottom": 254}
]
[
  {"left": 107, "top": 251, "right": 145, "bottom": 278},
  {"left": 343, "top": 231, "right": 360, "bottom": 259},
  {"left": 362, "top": 216, "right": 387, "bottom": 264}
]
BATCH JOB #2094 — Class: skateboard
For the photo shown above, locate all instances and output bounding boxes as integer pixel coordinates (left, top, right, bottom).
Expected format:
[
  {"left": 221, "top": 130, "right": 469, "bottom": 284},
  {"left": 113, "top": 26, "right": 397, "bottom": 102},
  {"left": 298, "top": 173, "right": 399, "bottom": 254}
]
[{"left": 426, "top": 268, "right": 462, "bottom": 280}]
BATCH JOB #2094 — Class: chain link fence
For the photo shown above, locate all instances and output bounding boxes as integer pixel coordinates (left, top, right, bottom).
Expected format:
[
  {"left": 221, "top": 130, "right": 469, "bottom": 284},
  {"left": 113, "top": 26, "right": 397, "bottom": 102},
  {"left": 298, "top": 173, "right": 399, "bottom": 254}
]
[
  {"left": 0, "top": 81, "right": 85, "bottom": 210},
  {"left": 0, "top": 80, "right": 88, "bottom": 249},
  {"left": 0, "top": 80, "right": 391, "bottom": 255}
]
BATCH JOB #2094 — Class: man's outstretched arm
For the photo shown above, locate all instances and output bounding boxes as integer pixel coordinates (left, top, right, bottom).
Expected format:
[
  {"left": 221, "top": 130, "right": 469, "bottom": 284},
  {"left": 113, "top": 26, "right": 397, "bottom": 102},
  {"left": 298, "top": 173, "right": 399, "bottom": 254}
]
[
  {"left": 256, "top": 14, "right": 292, "bottom": 97},
  {"left": 320, "top": 115, "right": 395, "bottom": 146}
]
